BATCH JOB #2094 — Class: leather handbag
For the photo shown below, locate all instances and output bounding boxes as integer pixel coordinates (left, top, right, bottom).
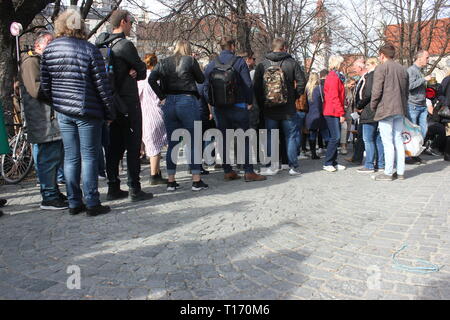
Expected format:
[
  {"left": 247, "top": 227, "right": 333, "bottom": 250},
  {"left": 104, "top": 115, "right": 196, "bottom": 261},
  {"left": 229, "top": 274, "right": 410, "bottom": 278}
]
[{"left": 295, "top": 93, "right": 309, "bottom": 113}]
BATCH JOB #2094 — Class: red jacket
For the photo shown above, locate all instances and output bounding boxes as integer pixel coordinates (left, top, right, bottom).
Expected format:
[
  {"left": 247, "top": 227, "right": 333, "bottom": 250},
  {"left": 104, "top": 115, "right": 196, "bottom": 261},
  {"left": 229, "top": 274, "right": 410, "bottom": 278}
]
[{"left": 323, "top": 70, "right": 345, "bottom": 117}]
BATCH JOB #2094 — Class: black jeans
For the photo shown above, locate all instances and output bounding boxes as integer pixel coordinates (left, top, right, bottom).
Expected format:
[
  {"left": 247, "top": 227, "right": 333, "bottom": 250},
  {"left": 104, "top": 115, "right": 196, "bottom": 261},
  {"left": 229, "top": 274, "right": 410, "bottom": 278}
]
[{"left": 106, "top": 109, "right": 143, "bottom": 190}]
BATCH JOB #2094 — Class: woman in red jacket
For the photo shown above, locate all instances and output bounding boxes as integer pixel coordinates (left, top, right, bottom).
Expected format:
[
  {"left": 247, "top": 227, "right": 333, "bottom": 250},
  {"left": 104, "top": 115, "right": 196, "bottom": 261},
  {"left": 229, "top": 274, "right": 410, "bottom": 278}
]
[{"left": 323, "top": 55, "right": 347, "bottom": 172}]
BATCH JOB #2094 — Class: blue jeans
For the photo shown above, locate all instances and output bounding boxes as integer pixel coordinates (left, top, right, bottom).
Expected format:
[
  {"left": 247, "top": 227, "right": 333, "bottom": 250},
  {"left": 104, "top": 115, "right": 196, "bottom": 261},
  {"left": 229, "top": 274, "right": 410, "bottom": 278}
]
[
  {"left": 33, "top": 144, "right": 65, "bottom": 183},
  {"left": 163, "top": 94, "right": 202, "bottom": 175},
  {"left": 406, "top": 104, "right": 428, "bottom": 138},
  {"left": 324, "top": 116, "right": 341, "bottom": 166},
  {"left": 266, "top": 115, "right": 300, "bottom": 169},
  {"left": 378, "top": 115, "right": 405, "bottom": 176},
  {"left": 362, "top": 123, "right": 385, "bottom": 170},
  {"left": 36, "top": 140, "right": 64, "bottom": 202},
  {"left": 57, "top": 113, "right": 103, "bottom": 208},
  {"left": 213, "top": 105, "right": 254, "bottom": 174}
]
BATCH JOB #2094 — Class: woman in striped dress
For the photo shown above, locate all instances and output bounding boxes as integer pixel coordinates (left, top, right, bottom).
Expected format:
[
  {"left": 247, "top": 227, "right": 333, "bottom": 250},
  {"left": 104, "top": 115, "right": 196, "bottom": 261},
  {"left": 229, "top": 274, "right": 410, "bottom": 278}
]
[{"left": 138, "top": 54, "right": 168, "bottom": 185}]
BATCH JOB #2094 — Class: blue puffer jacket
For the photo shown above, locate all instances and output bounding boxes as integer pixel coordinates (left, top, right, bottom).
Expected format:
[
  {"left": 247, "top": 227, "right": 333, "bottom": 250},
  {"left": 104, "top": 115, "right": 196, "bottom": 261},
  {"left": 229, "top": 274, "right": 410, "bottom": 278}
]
[{"left": 41, "top": 37, "right": 115, "bottom": 120}]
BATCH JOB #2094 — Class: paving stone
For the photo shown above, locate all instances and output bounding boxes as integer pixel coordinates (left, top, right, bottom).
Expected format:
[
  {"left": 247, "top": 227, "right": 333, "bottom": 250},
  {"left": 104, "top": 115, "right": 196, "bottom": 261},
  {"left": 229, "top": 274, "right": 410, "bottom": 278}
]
[{"left": 0, "top": 154, "right": 448, "bottom": 300}]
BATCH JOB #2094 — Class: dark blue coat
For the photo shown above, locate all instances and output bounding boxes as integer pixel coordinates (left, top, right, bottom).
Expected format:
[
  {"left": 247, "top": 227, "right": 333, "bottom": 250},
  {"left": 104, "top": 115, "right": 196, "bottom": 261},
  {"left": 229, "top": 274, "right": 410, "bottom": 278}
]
[
  {"left": 41, "top": 37, "right": 115, "bottom": 120},
  {"left": 305, "top": 85, "right": 326, "bottom": 130},
  {"left": 203, "top": 50, "right": 253, "bottom": 105}
]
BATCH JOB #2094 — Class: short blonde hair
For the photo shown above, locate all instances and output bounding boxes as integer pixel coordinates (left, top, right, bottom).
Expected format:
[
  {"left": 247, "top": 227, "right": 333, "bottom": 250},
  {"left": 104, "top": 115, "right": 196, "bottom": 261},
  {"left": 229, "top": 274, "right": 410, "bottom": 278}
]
[
  {"left": 329, "top": 55, "right": 344, "bottom": 70},
  {"left": 173, "top": 40, "right": 192, "bottom": 56},
  {"left": 366, "top": 57, "right": 379, "bottom": 68},
  {"left": 54, "top": 9, "right": 87, "bottom": 39}
]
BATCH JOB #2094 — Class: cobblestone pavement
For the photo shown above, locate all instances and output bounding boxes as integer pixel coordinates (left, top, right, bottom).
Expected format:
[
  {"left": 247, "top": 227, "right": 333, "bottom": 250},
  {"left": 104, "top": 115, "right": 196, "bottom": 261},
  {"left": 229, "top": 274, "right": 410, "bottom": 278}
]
[{"left": 0, "top": 151, "right": 449, "bottom": 300}]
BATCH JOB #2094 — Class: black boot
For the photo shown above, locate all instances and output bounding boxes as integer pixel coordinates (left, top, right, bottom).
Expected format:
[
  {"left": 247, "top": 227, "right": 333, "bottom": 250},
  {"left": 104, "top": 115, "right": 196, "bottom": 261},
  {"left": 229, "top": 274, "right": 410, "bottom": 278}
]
[
  {"left": 150, "top": 172, "right": 168, "bottom": 185},
  {"left": 129, "top": 188, "right": 154, "bottom": 202},
  {"left": 0, "top": 210, "right": 3, "bottom": 217},
  {"left": 86, "top": 204, "right": 111, "bottom": 217},
  {"left": 107, "top": 184, "right": 129, "bottom": 201},
  {"left": 444, "top": 137, "right": 450, "bottom": 161},
  {"left": 309, "top": 140, "right": 320, "bottom": 159}
]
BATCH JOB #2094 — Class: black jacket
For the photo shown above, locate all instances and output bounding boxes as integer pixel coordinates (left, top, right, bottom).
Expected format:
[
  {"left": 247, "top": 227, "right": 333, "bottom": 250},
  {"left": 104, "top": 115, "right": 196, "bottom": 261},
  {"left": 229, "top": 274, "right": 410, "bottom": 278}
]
[
  {"left": 149, "top": 55, "right": 204, "bottom": 101},
  {"left": 358, "top": 70, "right": 376, "bottom": 124},
  {"left": 41, "top": 37, "right": 114, "bottom": 120},
  {"left": 254, "top": 52, "right": 306, "bottom": 120},
  {"left": 95, "top": 32, "right": 146, "bottom": 110}
]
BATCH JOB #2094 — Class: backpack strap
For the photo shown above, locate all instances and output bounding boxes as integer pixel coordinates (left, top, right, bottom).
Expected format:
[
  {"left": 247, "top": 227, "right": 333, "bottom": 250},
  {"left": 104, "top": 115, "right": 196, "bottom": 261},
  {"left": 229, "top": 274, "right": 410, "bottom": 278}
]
[{"left": 215, "top": 56, "right": 239, "bottom": 69}]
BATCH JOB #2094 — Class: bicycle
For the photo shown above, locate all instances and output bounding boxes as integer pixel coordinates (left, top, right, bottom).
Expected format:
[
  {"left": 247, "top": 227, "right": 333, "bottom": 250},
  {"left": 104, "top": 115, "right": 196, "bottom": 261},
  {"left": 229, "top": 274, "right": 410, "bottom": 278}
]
[{"left": 0, "top": 22, "right": 34, "bottom": 184}]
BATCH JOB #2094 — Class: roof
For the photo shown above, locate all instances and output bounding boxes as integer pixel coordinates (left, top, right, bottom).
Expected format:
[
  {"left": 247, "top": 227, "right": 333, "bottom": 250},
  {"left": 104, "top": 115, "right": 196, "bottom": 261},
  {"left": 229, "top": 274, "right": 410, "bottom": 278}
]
[{"left": 384, "top": 17, "right": 450, "bottom": 56}]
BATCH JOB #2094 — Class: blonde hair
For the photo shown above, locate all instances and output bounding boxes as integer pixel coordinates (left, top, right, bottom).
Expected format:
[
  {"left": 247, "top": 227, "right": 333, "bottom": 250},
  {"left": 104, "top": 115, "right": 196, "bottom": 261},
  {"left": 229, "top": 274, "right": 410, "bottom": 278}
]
[
  {"left": 366, "top": 57, "right": 379, "bottom": 68},
  {"left": 54, "top": 9, "right": 87, "bottom": 39},
  {"left": 306, "top": 73, "right": 320, "bottom": 102},
  {"left": 329, "top": 55, "right": 344, "bottom": 70},
  {"left": 173, "top": 40, "right": 192, "bottom": 56}
]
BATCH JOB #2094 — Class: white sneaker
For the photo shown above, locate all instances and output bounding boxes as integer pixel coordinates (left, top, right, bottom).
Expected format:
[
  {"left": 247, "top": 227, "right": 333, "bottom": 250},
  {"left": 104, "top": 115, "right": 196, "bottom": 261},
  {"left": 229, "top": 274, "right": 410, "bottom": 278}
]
[
  {"left": 259, "top": 167, "right": 280, "bottom": 176},
  {"left": 98, "top": 175, "right": 107, "bottom": 181},
  {"left": 289, "top": 168, "right": 301, "bottom": 176},
  {"left": 340, "top": 148, "right": 348, "bottom": 155},
  {"left": 281, "top": 165, "right": 290, "bottom": 170},
  {"left": 318, "top": 148, "right": 324, "bottom": 155},
  {"left": 335, "top": 164, "right": 346, "bottom": 171},
  {"left": 323, "top": 165, "right": 337, "bottom": 172}
]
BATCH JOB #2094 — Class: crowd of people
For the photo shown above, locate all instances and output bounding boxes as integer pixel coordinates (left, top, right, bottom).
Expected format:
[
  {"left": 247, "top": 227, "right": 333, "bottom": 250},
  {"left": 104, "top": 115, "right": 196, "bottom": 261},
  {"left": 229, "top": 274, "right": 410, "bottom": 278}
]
[{"left": 0, "top": 8, "right": 449, "bottom": 218}]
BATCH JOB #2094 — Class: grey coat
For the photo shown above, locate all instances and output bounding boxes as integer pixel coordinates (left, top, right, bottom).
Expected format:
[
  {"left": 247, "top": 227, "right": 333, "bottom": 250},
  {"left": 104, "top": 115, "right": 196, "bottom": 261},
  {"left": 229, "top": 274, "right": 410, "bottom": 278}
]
[
  {"left": 370, "top": 59, "right": 409, "bottom": 122},
  {"left": 20, "top": 53, "right": 61, "bottom": 144}
]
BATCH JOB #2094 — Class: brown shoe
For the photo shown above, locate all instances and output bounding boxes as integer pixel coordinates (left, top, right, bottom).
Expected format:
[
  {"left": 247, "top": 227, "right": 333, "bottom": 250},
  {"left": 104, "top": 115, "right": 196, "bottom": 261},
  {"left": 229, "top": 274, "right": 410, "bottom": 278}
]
[
  {"left": 224, "top": 171, "right": 241, "bottom": 181},
  {"left": 244, "top": 172, "right": 267, "bottom": 182}
]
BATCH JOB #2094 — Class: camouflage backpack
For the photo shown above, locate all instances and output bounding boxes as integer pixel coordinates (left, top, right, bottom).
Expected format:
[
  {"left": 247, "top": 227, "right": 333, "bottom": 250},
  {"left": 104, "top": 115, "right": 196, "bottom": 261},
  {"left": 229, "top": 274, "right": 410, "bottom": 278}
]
[{"left": 263, "top": 60, "right": 288, "bottom": 107}]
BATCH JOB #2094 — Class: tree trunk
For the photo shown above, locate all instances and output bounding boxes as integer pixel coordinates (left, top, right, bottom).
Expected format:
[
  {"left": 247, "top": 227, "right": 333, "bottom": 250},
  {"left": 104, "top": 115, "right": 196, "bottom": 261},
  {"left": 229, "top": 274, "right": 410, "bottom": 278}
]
[
  {"left": 0, "top": 1, "right": 16, "bottom": 116},
  {"left": 236, "top": 0, "right": 251, "bottom": 52},
  {"left": 0, "top": 0, "right": 56, "bottom": 115}
]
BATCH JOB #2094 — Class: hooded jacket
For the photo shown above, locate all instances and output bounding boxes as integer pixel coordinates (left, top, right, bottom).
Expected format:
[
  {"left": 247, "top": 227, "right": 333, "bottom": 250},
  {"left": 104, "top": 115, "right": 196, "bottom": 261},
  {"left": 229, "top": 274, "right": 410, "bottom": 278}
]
[
  {"left": 95, "top": 32, "right": 147, "bottom": 111},
  {"left": 254, "top": 51, "right": 306, "bottom": 120},
  {"left": 20, "top": 51, "right": 61, "bottom": 144},
  {"left": 41, "top": 37, "right": 115, "bottom": 120}
]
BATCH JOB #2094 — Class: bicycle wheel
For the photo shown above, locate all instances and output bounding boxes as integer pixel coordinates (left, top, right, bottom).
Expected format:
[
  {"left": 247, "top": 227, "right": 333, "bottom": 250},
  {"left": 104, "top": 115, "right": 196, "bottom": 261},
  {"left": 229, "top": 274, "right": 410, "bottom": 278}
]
[{"left": 0, "top": 133, "right": 34, "bottom": 184}]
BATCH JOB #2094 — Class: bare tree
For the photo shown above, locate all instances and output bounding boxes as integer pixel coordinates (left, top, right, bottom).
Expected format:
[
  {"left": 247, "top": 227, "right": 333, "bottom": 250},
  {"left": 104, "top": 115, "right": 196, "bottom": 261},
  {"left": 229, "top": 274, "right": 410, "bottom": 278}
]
[{"left": 379, "top": 0, "right": 450, "bottom": 72}]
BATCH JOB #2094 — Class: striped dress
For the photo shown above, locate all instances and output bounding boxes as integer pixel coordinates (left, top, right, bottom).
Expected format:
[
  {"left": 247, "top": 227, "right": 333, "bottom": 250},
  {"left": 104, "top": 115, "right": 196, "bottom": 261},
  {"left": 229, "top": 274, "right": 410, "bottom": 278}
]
[{"left": 138, "top": 70, "right": 167, "bottom": 157}]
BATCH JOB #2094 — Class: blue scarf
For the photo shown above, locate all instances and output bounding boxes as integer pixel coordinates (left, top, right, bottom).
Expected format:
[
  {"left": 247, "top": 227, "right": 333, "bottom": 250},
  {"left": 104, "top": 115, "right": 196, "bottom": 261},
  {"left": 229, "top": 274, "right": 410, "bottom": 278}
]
[{"left": 333, "top": 70, "right": 346, "bottom": 84}]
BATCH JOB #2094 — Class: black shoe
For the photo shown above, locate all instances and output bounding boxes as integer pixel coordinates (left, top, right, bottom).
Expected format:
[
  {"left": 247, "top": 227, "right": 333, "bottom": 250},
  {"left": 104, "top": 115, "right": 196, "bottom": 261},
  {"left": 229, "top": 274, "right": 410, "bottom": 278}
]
[
  {"left": 201, "top": 167, "right": 210, "bottom": 175},
  {"left": 129, "top": 189, "right": 154, "bottom": 202},
  {"left": 192, "top": 180, "right": 208, "bottom": 191},
  {"left": 106, "top": 188, "right": 129, "bottom": 201},
  {"left": 69, "top": 204, "right": 86, "bottom": 215},
  {"left": 40, "top": 199, "right": 69, "bottom": 211},
  {"left": 150, "top": 172, "right": 168, "bottom": 185},
  {"left": 167, "top": 181, "right": 181, "bottom": 192},
  {"left": 0, "top": 199, "right": 6, "bottom": 208},
  {"left": 59, "top": 193, "right": 68, "bottom": 201},
  {"left": 0, "top": 210, "right": 3, "bottom": 217},
  {"left": 86, "top": 205, "right": 111, "bottom": 217}
]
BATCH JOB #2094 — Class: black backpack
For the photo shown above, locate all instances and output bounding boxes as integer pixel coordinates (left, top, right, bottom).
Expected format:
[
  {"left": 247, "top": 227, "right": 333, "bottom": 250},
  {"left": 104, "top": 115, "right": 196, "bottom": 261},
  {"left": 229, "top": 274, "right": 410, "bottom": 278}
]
[
  {"left": 208, "top": 56, "right": 239, "bottom": 108},
  {"left": 98, "top": 38, "right": 128, "bottom": 116}
]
